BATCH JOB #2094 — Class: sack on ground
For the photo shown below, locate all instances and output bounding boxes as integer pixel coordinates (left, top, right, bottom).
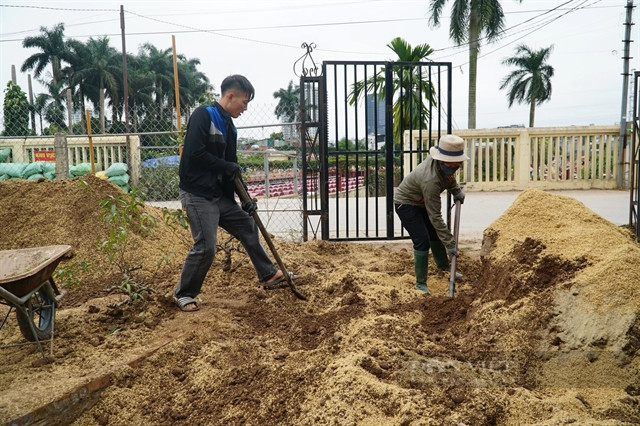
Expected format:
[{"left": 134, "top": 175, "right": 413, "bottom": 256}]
[
  {"left": 105, "top": 162, "right": 128, "bottom": 177},
  {"left": 108, "top": 173, "right": 129, "bottom": 187},
  {"left": 41, "top": 162, "right": 56, "bottom": 174},
  {"left": 22, "top": 162, "right": 44, "bottom": 178},
  {"left": 0, "top": 148, "right": 11, "bottom": 162},
  {"left": 70, "top": 163, "right": 92, "bottom": 177},
  {"left": 0, "top": 163, "right": 27, "bottom": 178}
]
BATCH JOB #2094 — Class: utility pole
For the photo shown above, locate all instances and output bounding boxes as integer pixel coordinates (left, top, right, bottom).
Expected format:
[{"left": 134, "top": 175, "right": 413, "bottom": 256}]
[
  {"left": 619, "top": 0, "right": 635, "bottom": 188},
  {"left": 28, "top": 74, "right": 36, "bottom": 134},
  {"left": 120, "top": 5, "right": 133, "bottom": 183}
]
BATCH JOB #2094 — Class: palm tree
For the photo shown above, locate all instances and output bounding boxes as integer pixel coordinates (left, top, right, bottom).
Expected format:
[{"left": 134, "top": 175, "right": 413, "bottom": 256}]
[
  {"left": 500, "top": 44, "right": 554, "bottom": 127},
  {"left": 21, "top": 23, "right": 73, "bottom": 86},
  {"left": 273, "top": 80, "right": 300, "bottom": 122},
  {"left": 72, "top": 37, "right": 121, "bottom": 132},
  {"left": 35, "top": 80, "right": 68, "bottom": 133},
  {"left": 139, "top": 43, "right": 175, "bottom": 120},
  {"left": 348, "top": 37, "right": 436, "bottom": 149},
  {"left": 175, "top": 57, "right": 211, "bottom": 122},
  {"left": 65, "top": 39, "right": 92, "bottom": 132},
  {"left": 126, "top": 56, "right": 156, "bottom": 133},
  {"left": 428, "top": 0, "right": 523, "bottom": 129},
  {"left": 33, "top": 93, "right": 48, "bottom": 135}
]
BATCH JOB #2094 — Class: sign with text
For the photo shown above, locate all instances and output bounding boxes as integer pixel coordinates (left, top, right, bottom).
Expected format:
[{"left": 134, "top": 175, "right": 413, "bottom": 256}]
[{"left": 34, "top": 150, "right": 55, "bottom": 162}]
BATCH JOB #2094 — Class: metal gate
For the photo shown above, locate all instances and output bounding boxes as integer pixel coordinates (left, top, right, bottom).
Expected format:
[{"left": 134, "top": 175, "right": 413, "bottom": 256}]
[
  {"left": 301, "top": 60, "right": 453, "bottom": 241},
  {"left": 630, "top": 70, "right": 640, "bottom": 237}
]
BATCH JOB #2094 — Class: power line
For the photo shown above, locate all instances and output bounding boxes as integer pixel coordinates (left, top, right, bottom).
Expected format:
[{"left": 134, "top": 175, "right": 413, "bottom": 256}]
[
  {"left": 473, "top": 0, "right": 602, "bottom": 65},
  {"left": 435, "top": 0, "right": 602, "bottom": 66},
  {"left": 0, "top": 0, "right": 615, "bottom": 59},
  {"left": 0, "top": 4, "right": 117, "bottom": 12}
]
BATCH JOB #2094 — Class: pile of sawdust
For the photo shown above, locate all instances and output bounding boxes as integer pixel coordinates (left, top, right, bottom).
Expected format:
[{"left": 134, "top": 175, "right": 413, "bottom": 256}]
[
  {"left": 1, "top": 180, "right": 639, "bottom": 425},
  {"left": 0, "top": 175, "right": 192, "bottom": 305},
  {"left": 480, "top": 189, "right": 640, "bottom": 423},
  {"left": 483, "top": 188, "right": 639, "bottom": 356}
]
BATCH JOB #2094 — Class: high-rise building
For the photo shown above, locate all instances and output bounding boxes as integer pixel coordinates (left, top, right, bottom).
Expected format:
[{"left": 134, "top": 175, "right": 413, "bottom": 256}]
[
  {"left": 366, "top": 94, "right": 385, "bottom": 150},
  {"left": 366, "top": 94, "right": 385, "bottom": 137}
]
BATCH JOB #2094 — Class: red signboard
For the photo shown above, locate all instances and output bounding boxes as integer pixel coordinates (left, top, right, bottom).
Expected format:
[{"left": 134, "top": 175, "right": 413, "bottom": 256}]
[{"left": 34, "top": 150, "right": 55, "bottom": 162}]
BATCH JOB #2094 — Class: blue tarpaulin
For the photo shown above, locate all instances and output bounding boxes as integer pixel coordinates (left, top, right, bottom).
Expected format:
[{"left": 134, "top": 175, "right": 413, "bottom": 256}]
[{"left": 141, "top": 155, "right": 180, "bottom": 168}]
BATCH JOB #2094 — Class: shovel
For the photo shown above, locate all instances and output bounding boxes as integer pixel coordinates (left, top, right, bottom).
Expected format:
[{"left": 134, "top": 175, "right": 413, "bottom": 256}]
[
  {"left": 234, "top": 176, "right": 307, "bottom": 301},
  {"left": 449, "top": 199, "right": 462, "bottom": 298}
]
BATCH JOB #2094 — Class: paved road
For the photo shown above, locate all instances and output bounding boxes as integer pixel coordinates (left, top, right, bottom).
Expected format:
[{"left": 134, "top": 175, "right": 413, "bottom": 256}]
[{"left": 149, "top": 189, "right": 634, "bottom": 243}]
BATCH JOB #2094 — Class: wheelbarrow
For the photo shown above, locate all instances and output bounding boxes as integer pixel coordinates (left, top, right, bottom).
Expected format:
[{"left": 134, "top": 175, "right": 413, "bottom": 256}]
[{"left": 0, "top": 245, "right": 71, "bottom": 360}]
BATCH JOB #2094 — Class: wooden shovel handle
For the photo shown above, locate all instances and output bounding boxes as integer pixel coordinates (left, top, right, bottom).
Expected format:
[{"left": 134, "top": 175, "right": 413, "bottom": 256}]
[{"left": 234, "top": 177, "right": 306, "bottom": 300}]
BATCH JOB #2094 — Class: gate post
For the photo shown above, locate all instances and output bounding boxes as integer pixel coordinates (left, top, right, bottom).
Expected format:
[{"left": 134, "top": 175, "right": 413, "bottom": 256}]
[
  {"left": 54, "top": 132, "right": 69, "bottom": 180},
  {"left": 385, "top": 64, "right": 395, "bottom": 238},
  {"left": 515, "top": 128, "right": 531, "bottom": 188}
]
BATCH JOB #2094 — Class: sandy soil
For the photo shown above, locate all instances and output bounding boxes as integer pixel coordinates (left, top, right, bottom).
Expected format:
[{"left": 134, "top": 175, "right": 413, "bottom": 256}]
[{"left": 0, "top": 175, "right": 639, "bottom": 425}]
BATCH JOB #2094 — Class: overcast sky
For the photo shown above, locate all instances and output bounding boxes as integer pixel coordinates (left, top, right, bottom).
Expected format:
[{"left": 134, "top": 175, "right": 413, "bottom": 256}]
[{"left": 0, "top": 0, "right": 637, "bottom": 130}]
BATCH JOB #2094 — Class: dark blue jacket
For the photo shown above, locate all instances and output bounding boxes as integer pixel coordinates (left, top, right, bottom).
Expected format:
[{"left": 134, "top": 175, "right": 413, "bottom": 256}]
[{"left": 178, "top": 102, "right": 238, "bottom": 200}]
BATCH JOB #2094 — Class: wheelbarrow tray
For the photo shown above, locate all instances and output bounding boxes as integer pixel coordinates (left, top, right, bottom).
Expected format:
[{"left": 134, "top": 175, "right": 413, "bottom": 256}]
[{"left": 0, "top": 245, "right": 71, "bottom": 299}]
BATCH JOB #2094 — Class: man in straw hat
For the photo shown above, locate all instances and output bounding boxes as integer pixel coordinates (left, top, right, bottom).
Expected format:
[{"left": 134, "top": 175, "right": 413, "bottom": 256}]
[{"left": 393, "top": 134, "right": 469, "bottom": 293}]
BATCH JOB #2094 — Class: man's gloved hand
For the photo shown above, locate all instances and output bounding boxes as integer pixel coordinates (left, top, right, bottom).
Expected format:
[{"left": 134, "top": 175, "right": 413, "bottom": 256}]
[
  {"left": 242, "top": 198, "right": 258, "bottom": 215},
  {"left": 224, "top": 162, "right": 241, "bottom": 179},
  {"left": 453, "top": 189, "right": 465, "bottom": 205},
  {"left": 447, "top": 246, "right": 458, "bottom": 258}
]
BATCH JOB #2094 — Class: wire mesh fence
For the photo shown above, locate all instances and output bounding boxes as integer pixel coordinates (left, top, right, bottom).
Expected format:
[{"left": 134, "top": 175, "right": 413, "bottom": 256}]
[{"left": 0, "top": 102, "right": 306, "bottom": 241}]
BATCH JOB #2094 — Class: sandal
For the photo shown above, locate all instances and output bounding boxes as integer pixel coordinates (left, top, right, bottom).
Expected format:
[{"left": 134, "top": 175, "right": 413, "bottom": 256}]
[
  {"left": 262, "top": 271, "right": 298, "bottom": 290},
  {"left": 174, "top": 296, "right": 200, "bottom": 312}
]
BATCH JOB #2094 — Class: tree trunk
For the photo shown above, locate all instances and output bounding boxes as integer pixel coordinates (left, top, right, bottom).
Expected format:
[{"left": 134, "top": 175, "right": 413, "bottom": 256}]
[
  {"left": 100, "top": 88, "right": 106, "bottom": 133},
  {"left": 529, "top": 98, "right": 536, "bottom": 127},
  {"left": 467, "top": 10, "right": 480, "bottom": 130},
  {"left": 66, "top": 88, "right": 73, "bottom": 134},
  {"left": 28, "top": 75, "right": 36, "bottom": 134}
]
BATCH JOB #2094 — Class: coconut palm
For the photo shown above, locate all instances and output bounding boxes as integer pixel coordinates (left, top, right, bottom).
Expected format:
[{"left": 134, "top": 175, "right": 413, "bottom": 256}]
[
  {"left": 428, "top": 0, "right": 523, "bottom": 129},
  {"left": 500, "top": 44, "right": 554, "bottom": 127},
  {"left": 273, "top": 80, "right": 300, "bottom": 123},
  {"left": 21, "top": 23, "right": 73, "bottom": 86},
  {"left": 348, "top": 37, "right": 436, "bottom": 149}
]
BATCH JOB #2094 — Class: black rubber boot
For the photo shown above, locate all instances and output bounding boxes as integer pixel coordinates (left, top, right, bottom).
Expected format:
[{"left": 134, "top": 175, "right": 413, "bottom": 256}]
[{"left": 430, "top": 239, "right": 463, "bottom": 278}]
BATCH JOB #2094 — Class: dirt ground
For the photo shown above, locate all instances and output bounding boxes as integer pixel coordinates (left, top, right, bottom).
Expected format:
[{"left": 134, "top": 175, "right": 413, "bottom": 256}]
[{"left": 1, "top": 175, "right": 639, "bottom": 425}]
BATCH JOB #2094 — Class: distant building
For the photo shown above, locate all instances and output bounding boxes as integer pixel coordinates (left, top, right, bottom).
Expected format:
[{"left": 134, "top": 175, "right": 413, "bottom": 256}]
[
  {"left": 282, "top": 123, "right": 299, "bottom": 141},
  {"left": 366, "top": 94, "right": 385, "bottom": 137},
  {"left": 366, "top": 94, "right": 385, "bottom": 149}
]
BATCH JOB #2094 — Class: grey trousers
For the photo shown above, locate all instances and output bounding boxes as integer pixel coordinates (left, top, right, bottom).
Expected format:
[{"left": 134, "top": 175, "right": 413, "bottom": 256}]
[{"left": 174, "top": 190, "right": 278, "bottom": 299}]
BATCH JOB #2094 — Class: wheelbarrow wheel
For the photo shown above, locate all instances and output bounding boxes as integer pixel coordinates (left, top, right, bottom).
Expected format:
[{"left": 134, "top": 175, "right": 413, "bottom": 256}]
[{"left": 15, "top": 283, "right": 54, "bottom": 341}]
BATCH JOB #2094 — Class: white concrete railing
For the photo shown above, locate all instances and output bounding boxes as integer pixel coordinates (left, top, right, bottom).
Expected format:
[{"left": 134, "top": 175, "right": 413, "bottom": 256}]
[
  {"left": 404, "top": 125, "right": 625, "bottom": 191},
  {"left": 1, "top": 126, "right": 627, "bottom": 192},
  {"left": 0, "top": 135, "right": 141, "bottom": 184}
]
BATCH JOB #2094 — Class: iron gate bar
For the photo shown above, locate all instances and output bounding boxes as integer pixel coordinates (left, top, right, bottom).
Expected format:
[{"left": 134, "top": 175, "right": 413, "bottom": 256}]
[
  {"left": 302, "top": 60, "right": 453, "bottom": 241},
  {"left": 385, "top": 64, "right": 395, "bottom": 239},
  {"left": 630, "top": 71, "right": 640, "bottom": 237}
]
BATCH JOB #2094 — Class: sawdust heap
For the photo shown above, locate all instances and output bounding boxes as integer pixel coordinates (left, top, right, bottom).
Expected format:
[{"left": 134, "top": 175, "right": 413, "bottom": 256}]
[
  {"left": 0, "top": 175, "right": 192, "bottom": 304},
  {"left": 1, "top": 181, "right": 639, "bottom": 425},
  {"left": 483, "top": 189, "right": 640, "bottom": 342}
]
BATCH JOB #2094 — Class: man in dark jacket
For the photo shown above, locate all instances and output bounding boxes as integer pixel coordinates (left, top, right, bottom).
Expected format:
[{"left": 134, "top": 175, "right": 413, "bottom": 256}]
[
  {"left": 173, "top": 75, "right": 288, "bottom": 311},
  {"left": 393, "top": 134, "right": 468, "bottom": 294}
]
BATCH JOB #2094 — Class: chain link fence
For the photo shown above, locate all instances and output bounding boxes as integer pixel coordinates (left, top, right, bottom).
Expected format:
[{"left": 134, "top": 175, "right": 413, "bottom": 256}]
[{"left": 1, "top": 102, "right": 306, "bottom": 241}]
